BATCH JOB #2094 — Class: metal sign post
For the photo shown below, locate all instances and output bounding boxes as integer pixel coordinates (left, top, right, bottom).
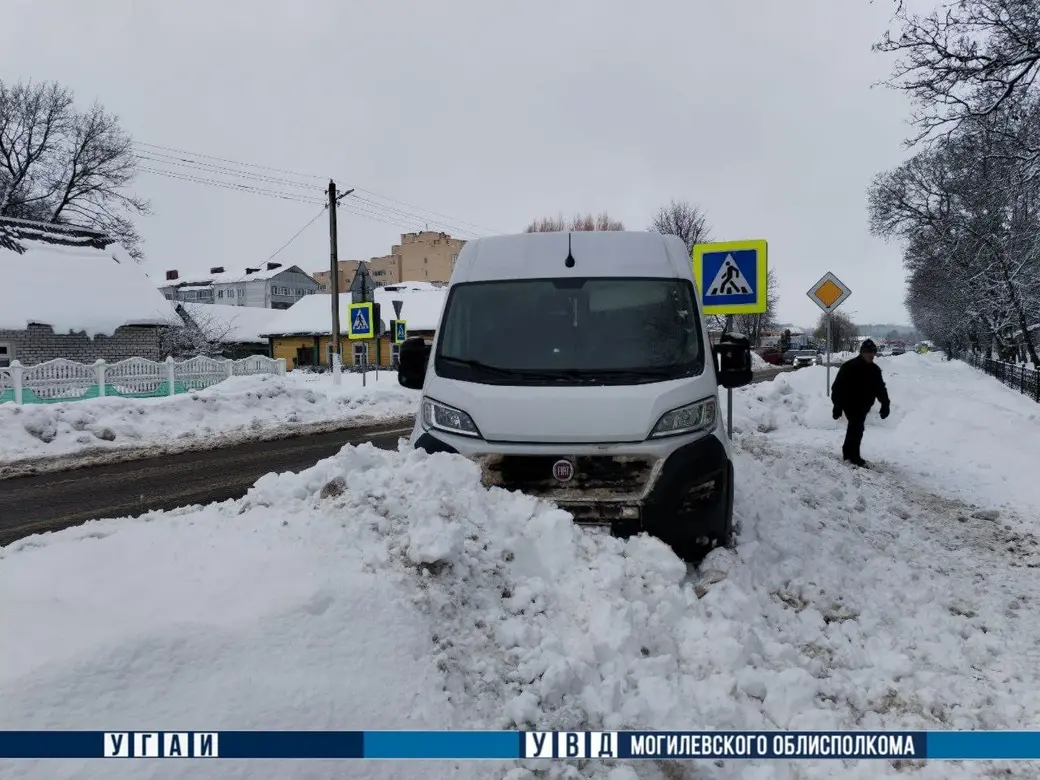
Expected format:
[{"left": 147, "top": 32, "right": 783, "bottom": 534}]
[
  {"left": 826, "top": 313, "right": 832, "bottom": 397},
  {"left": 806, "top": 272, "right": 852, "bottom": 398},
  {"left": 692, "top": 239, "right": 768, "bottom": 440},
  {"left": 727, "top": 388, "right": 733, "bottom": 439}
]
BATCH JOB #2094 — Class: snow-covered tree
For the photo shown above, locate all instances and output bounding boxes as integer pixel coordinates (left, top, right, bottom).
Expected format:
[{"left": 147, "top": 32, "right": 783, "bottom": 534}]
[{"left": 0, "top": 80, "right": 148, "bottom": 258}]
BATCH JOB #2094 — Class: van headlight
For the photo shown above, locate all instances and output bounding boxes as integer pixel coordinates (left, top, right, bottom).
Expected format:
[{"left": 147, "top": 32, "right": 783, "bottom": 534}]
[
  {"left": 649, "top": 398, "right": 717, "bottom": 438},
  {"left": 421, "top": 397, "right": 481, "bottom": 438}
]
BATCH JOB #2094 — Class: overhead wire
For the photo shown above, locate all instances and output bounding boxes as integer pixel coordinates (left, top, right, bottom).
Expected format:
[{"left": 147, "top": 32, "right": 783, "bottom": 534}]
[
  {"left": 133, "top": 140, "right": 501, "bottom": 236},
  {"left": 136, "top": 166, "right": 326, "bottom": 205},
  {"left": 268, "top": 205, "right": 328, "bottom": 260}
]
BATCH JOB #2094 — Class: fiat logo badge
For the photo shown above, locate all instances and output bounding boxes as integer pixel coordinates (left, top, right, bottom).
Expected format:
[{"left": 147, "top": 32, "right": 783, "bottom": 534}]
[{"left": 552, "top": 459, "right": 575, "bottom": 483}]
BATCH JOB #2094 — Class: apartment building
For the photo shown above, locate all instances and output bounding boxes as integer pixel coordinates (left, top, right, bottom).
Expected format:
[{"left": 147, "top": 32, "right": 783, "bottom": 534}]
[
  {"left": 158, "top": 262, "right": 320, "bottom": 309},
  {"left": 313, "top": 231, "right": 465, "bottom": 291}
]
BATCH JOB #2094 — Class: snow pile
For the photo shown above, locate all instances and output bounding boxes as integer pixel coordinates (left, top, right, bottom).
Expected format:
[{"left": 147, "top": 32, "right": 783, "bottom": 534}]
[
  {"left": 750, "top": 352, "right": 772, "bottom": 371},
  {"left": 4, "top": 352, "right": 1040, "bottom": 778},
  {"left": 0, "top": 371, "right": 418, "bottom": 469}
]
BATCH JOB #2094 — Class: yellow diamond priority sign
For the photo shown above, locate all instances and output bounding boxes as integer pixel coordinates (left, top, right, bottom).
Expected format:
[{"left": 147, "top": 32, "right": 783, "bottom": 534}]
[{"left": 807, "top": 272, "right": 851, "bottom": 313}]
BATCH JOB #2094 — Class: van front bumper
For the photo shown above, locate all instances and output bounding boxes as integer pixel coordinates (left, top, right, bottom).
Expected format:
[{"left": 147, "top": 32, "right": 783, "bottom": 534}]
[{"left": 413, "top": 430, "right": 733, "bottom": 550}]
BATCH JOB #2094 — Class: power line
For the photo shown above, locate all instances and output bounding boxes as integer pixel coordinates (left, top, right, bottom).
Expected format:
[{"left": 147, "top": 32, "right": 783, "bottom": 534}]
[
  {"left": 134, "top": 139, "right": 501, "bottom": 236},
  {"left": 136, "top": 166, "right": 326, "bottom": 206},
  {"left": 268, "top": 205, "right": 328, "bottom": 260},
  {"left": 352, "top": 186, "right": 504, "bottom": 236},
  {"left": 133, "top": 141, "right": 325, "bottom": 181},
  {"left": 134, "top": 151, "right": 320, "bottom": 192},
  {"left": 350, "top": 194, "right": 484, "bottom": 238}
]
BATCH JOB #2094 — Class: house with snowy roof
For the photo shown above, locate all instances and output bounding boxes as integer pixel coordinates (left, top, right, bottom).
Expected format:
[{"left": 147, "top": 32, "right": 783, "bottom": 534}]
[
  {"left": 172, "top": 302, "right": 287, "bottom": 359},
  {"left": 158, "top": 262, "right": 320, "bottom": 310},
  {"left": 0, "top": 217, "right": 176, "bottom": 367},
  {"left": 260, "top": 282, "right": 446, "bottom": 369}
]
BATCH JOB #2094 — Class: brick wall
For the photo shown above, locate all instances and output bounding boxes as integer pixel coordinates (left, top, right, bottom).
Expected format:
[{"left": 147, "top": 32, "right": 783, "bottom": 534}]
[{"left": 0, "top": 324, "right": 166, "bottom": 366}]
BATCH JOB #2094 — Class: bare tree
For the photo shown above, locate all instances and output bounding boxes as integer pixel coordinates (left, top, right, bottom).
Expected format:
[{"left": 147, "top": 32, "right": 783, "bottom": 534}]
[
  {"left": 162, "top": 304, "right": 237, "bottom": 358},
  {"left": 648, "top": 199, "right": 711, "bottom": 254},
  {"left": 0, "top": 80, "right": 148, "bottom": 258},
  {"left": 525, "top": 212, "right": 624, "bottom": 232},
  {"left": 813, "top": 310, "right": 858, "bottom": 352},
  {"left": 733, "top": 268, "right": 780, "bottom": 346},
  {"left": 875, "top": 0, "right": 1040, "bottom": 155}
]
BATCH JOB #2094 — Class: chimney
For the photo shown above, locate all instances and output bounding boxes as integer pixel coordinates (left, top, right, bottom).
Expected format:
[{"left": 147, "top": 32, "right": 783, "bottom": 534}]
[
  {"left": 266, "top": 261, "right": 282, "bottom": 271},
  {"left": 165, "top": 270, "right": 179, "bottom": 281},
  {"left": 209, "top": 266, "right": 225, "bottom": 274},
  {"left": 245, "top": 267, "right": 259, "bottom": 275}
]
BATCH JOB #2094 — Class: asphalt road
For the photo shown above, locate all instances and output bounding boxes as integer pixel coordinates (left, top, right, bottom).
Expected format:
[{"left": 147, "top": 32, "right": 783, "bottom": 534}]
[
  {"left": 0, "top": 422, "right": 413, "bottom": 547},
  {"left": 1, "top": 367, "right": 793, "bottom": 546}
]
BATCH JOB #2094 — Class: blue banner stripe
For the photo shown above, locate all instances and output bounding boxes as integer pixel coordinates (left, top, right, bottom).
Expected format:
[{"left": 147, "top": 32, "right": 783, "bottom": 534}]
[
  {"left": 362, "top": 731, "right": 519, "bottom": 759},
  {"left": 928, "top": 731, "right": 1040, "bottom": 759}
]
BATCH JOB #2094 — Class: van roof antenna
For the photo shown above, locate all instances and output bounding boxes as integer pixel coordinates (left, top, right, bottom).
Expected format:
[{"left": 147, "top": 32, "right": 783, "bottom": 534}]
[{"left": 564, "top": 232, "right": 576, "bottom": 268}]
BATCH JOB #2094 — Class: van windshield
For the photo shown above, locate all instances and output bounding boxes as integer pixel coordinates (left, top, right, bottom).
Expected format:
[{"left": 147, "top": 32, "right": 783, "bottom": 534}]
[{"left": 435, "top": 277, "right": 705, "bottom": 385}]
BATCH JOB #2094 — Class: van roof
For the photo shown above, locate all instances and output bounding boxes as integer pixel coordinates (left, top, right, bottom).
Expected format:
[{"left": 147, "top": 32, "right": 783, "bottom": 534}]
[{"left": 451, "top": 231, "right": 693, "bottom": 284}]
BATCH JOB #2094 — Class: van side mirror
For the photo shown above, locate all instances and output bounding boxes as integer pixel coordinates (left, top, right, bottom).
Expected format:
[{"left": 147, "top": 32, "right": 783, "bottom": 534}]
[
  {"left": 713, "top": 333, "right": 753, "bottom": 389},
  {"left": 398, "top": 337, "right": 431, "bottom": 390}
]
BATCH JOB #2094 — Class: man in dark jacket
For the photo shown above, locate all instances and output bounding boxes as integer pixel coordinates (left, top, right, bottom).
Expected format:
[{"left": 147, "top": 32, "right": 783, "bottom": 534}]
[{"left": 831, "top": 339, "right": 890, "bottom": 467}]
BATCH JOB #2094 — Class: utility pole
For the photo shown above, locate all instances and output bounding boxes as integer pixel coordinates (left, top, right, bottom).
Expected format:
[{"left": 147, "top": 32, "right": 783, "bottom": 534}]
[
  {"left": 328, "top": 180, "right": 341, "bottom": 383},
  {"left": 328, "top": 179, "right": 354, "bottom": 386}
]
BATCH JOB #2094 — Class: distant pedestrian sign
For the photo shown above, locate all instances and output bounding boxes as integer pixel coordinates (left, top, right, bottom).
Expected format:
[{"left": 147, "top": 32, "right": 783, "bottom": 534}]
[
  {"left": 390, "top": 319, "right": 408, "bottom": 344},
  {"left": 693, "top": 239, "right": 768, "bottom": 315},
  {"left": 807, "top": 272, "right": 851, "bottom": 313},
  {"left": 348, "top": 302, "right": 374, "bottom": 340}
]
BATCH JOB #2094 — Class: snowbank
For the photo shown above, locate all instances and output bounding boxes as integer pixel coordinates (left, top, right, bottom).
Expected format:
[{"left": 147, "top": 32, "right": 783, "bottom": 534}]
[
  {"left": 0, "top": 370, "right": 418, "bottom": 470},
  {"left": 750, "top": 352, "right": 772, "bottom": 371},
  {"left": 724, "top": 351, "right": 1040, "bottom": 519},
  {"left": 3, "top": 351, "right": 1039, "bottom": 778}
]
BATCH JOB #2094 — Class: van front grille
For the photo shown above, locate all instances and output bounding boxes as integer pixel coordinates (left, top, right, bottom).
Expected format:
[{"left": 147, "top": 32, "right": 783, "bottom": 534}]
[{"left": 480, "top": 455, "right": 655, "bottom": 497}]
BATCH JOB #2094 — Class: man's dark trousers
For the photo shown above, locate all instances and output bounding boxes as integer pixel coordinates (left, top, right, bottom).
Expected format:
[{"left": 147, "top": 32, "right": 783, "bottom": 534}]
[{"left": 842, "top": 412, "right": 867, "bottom": 462}]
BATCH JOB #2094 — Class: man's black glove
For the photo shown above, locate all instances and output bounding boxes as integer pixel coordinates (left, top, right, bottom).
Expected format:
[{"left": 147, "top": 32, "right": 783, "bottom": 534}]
[
  {"left": 832, "top": 405, "right": 842, "bottom": 420},
  {"left": 879, "top": 404, "right": 890, "bottom": 420}
]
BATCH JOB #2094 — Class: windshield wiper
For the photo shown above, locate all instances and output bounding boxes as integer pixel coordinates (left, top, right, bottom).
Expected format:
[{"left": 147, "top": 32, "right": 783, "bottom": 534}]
[{"left": 439, "top": 356, "right": 570, "bottom": 381}]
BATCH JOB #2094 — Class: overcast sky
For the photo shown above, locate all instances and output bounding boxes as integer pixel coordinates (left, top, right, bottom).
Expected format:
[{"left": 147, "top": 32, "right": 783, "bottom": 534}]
[{"left": 2, "top": 0, "right": 917, "bottom": 327}]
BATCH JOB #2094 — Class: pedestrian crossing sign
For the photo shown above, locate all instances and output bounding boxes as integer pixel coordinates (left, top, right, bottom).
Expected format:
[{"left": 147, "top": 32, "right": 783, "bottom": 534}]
[
  {"left": 348, "top": 302, "right": 374, "bottom": 340},
  {"left": 693, "top": 239, "right": 768, "bottom": 315},
  {"left": 390, "top": 319, "right": 408, "bottom": 344}
]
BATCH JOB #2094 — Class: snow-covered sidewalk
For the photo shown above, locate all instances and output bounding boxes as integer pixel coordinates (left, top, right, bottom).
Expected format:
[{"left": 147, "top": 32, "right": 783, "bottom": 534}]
[
  {"left": 0, "top": 370, "right": 419, "bottom": 474},
  {"left": 3, "top": 353, "right": 1040, "bottom": 779}
]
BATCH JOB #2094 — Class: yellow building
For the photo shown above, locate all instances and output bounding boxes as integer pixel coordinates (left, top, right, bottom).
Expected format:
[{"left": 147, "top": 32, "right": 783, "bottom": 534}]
[
  {"left": 260, "top": 283, "right": 446, "bottom": 370},
  {"left": 312, "top": 231, "right": 464, "bottom": 292}
]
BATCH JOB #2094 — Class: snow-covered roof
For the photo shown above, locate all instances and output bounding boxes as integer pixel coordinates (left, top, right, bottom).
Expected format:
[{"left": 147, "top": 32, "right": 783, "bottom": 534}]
[
  {"left": 180, "top": 303, "right": 288, "bottom": 344},
  {"left": 260, "top": 283, "right": 446, "bottom": 337},
  {"left": 0, "top": 219, "right": 176, "bottom": 338},
  {"left": 160, "top": 263, "right": 310, "bottom": 287},
  {"left": 373, "top": 282, "right": 445, "bottom": 332}
]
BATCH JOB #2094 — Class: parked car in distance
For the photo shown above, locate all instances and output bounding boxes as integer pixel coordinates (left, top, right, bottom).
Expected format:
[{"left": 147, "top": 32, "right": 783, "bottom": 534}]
[
  {"left": 890, "top": 343, "right": 906, "bottom": 356},
  {"left": 792, "top": 350, "right": 820, "bottom": 368},
  {"left": 757, "top": 347, "right": 783, "bottom": 365}
]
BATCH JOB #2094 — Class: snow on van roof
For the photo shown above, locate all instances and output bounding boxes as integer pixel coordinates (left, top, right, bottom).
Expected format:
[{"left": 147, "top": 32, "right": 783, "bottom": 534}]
[
  {"left": 0, "top": 219, "right": 176, "bottom": 337},
  {"left": 455, "top": 231, "right": 687, "bottom": 283},
  {"left": 180, "top": 303, "right": 287, "bottom": 344},
  {"left": 259, "top": 283, "right": 446, "bottom": 336}
]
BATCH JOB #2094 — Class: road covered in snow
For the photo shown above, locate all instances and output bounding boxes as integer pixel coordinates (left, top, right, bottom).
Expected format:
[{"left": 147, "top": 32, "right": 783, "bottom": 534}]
[
  {"left": 3, "top": 353, "right": 1039, "bottom": 780},
  {"left": 0, "top": 370, "right": 418, "bottom": 474}
]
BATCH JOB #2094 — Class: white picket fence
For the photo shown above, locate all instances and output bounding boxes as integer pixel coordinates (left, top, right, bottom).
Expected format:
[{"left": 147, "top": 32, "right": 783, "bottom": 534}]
[{"left": 0, "top": 354, "right": 286, "bottom": 405}]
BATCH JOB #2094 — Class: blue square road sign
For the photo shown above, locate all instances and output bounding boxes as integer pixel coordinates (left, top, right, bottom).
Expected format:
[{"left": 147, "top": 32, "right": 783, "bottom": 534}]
[{"left": 692, "top": 239, "right": 768, "bottom": 316}]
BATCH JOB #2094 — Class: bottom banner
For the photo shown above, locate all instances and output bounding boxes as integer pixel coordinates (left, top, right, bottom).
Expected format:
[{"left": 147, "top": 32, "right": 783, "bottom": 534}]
[{"left": 2, "top": 730, "right": 1040, "bottom": 759}]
